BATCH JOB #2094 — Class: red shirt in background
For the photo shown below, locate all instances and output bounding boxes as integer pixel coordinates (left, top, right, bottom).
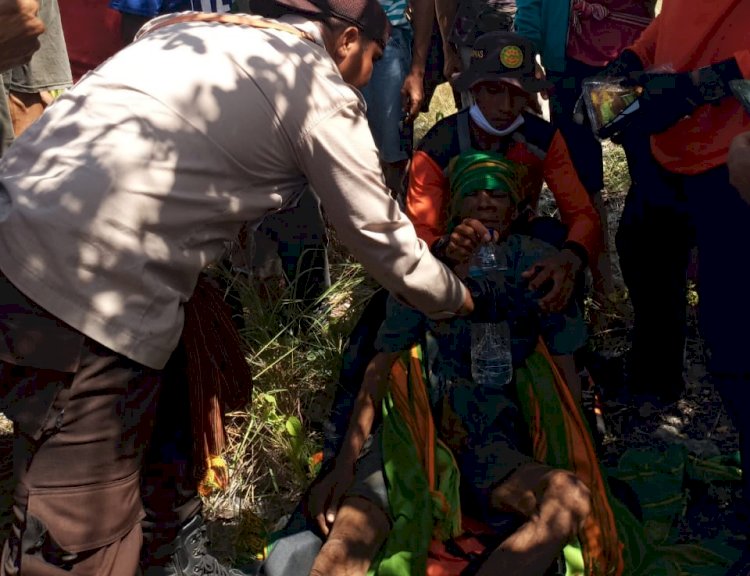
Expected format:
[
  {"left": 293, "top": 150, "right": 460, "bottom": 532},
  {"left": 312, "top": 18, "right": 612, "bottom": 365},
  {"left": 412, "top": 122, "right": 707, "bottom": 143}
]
[
  {"left": 59, "top": 0, "right": 123, "bottom": 82},
  {"left": 566, "top": 0, "right": 654, "bottom": 68}
]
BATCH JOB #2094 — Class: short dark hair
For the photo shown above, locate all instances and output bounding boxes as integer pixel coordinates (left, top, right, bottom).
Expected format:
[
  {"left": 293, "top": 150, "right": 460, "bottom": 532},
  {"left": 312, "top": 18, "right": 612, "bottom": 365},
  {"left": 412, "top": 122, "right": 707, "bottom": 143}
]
[{"left": 321, "top": 15, "right": 385, "bottom": 49}]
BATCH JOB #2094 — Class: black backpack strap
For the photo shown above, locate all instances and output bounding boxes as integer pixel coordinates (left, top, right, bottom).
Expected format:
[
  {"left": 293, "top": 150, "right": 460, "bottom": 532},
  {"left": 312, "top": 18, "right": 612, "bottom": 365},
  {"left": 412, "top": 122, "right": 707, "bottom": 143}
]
[{"left": 457, "top": 108, "right": 472, "bottom": 153}]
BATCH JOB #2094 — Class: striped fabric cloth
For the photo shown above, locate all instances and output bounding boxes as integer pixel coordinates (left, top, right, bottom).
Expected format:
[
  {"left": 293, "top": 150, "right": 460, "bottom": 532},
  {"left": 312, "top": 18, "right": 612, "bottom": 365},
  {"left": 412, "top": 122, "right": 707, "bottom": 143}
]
[
  {"left": 181, "top": 274, "right": 253, "bottom": 496},
  {"left": 189, "top": 0, "right": 231, "bottom": 12},
  {"left": 109, "top": 0, "right": 231, "bottom": 18},
  {"left": 379, "top": 0, "right": 409, "bottom": 27}
]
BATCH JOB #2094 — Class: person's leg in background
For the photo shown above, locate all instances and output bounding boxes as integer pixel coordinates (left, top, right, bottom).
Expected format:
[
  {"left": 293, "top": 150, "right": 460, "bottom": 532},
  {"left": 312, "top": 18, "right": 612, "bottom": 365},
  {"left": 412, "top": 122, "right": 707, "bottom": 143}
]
[
  {"left": 420, "top": 21, "right": 449, "bottom": 115},
  {"left": 274, "top": 190, "right": 330, "bottom": 309},
  {"left": 0, "top": 0, "right": 71, "bottom": 156},
  {"left": 0, "top": 76, "right": 12, "bottom": 155},
  {"left": 685, "top": 165, "right": 750, "bottom": 554},
  {"left": 4, "top": 0, "right": 71, "bottom": 138},
  {"left": 360, "top": 26, "right": 414, "bottom": 205},
  {"left": 548, "top": 59, "right": 621, "bottom": 325},
  {"left": 615, "top": 141, "right": 694, "bottom": 405},
  {"left": 234, "top": 188, "right": 330, "bottom": 323}
]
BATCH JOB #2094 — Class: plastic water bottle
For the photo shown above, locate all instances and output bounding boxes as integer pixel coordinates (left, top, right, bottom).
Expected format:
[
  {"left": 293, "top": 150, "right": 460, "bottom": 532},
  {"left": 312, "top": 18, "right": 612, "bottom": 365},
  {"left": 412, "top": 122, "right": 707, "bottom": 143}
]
[{"left": 469, "top": 243, "right": 513, "bottom": 388}]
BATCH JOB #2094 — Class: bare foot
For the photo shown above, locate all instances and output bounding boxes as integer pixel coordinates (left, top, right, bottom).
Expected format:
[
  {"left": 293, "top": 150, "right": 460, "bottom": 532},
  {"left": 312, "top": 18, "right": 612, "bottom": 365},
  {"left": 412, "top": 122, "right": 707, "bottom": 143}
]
[
  {"left": 309, "top": 496, "right": 390, "bottom": 576},
  {"left": 309, "top": 538, "right": 370, "bottom": 576}
]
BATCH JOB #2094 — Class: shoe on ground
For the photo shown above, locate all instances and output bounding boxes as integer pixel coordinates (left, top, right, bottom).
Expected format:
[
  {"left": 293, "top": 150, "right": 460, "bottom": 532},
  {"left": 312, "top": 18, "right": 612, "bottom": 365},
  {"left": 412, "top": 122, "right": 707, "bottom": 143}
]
[{"left": 143, "top": 514, "right": 261, "bottom": 576}]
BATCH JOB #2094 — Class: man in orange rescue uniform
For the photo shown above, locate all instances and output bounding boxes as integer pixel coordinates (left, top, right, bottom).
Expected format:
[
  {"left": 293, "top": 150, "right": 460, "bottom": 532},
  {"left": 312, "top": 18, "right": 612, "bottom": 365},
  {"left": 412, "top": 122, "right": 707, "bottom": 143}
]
[{"left": 600, "top": 4, "right": 750, "bottom": 572}]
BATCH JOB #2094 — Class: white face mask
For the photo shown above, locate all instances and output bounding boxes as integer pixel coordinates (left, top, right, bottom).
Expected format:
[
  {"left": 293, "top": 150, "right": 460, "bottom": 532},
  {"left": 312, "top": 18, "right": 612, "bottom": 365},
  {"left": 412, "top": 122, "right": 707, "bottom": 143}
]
[{"left": 469, "top": 104, "right": 525, "bottom": 136}]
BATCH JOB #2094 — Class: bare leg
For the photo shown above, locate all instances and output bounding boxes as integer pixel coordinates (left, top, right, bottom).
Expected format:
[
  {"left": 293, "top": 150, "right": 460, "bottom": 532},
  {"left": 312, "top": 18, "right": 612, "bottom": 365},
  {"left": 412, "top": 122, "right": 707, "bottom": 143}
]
[
  {"left": 309, "top": 496, "right": 390, "bottom": 576},
  {"left": 590, "top": 193, "right": 629, "bottom": 335},
  {"left": 591, "top": 192, "right": 618, "bottom": 300},
  {"left": 477, "top": 466, "right": 592, "bottom": 576}
]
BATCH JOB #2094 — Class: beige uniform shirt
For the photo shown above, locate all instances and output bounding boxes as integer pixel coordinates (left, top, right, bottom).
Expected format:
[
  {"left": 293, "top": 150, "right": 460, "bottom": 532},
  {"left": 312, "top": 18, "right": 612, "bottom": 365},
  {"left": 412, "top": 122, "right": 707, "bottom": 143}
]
[{"left": 0, "top": 16, "right": 465, "bottom": 369}]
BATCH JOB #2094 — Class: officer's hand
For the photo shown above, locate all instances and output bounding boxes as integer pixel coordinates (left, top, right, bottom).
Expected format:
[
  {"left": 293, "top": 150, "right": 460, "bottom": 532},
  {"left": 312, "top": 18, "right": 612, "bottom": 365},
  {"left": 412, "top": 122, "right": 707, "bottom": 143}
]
[
  {"left": 455, "top": 284, "right": 475, "bottom": 316},
  {"left": 729, "top": 131, "right": 750, "bottom": 205},
  {"left": 0, "top": 0, "right": 44, "bottom": 73},
  {"left": 401, "top": 70, "right": 425, "bottom": 123},
  {"left": 521, "top": 248, "right": 582, "bottom": 312}
]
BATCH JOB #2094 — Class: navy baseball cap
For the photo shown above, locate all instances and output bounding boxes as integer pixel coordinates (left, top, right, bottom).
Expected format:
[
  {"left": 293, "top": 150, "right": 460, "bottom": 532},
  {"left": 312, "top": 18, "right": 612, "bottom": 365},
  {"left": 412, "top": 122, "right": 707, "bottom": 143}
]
[{"left": 273, "top": 0, "right": 390, "bottom": 47}]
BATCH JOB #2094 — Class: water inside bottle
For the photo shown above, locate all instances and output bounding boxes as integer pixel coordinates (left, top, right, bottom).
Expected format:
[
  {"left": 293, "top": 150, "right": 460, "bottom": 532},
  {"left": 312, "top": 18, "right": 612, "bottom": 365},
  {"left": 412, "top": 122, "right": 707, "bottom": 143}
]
[
  {"left": 471, "top": 354, "right": 513, "bottom": 387},
  {"left": 471, "top": 322, "right": 513, "bottom": 387}
]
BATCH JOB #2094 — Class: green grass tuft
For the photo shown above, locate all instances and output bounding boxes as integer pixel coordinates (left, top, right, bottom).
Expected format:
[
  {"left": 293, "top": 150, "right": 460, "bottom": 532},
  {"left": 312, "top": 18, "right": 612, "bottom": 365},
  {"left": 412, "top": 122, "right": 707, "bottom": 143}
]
[{"left": 204, "top": 257, "right": 376, "bottom": 543}]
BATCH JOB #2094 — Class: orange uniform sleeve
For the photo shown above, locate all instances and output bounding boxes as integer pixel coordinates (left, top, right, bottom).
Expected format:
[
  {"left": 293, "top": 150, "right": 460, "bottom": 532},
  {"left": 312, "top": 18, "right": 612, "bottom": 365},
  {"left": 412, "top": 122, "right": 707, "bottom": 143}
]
[
  {"left": 543, "top": 132, "right": 602, "bottom": 261},
  {"left": 628, "top": 12, "right": 661, "bottom": 70},
  {"left": 735, "top": 50, "right": 750, "bottom": 79},
  {"left": 406, "top": 150, "right": 451, "bottom": 247}
]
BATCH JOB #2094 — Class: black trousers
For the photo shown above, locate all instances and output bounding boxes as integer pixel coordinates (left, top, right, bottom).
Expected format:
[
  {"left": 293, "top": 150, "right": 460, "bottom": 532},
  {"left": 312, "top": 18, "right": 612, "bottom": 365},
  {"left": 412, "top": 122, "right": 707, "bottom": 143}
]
[
  {"left": 616, "top": 140, "right": 750, "bottom": 519},
  {"left": 140, "top": 343, "right": 203, "bottom": 567},
  {"left": 616, "top": 134, "right": 695, "bottom": 400}
]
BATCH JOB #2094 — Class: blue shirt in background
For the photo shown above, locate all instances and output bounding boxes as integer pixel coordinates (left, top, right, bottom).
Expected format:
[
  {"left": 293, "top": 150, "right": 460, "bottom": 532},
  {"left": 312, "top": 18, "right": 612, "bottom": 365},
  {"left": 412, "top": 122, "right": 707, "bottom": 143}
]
[{"left": 110, "top": 0, "right": 231, "bottom": 17}]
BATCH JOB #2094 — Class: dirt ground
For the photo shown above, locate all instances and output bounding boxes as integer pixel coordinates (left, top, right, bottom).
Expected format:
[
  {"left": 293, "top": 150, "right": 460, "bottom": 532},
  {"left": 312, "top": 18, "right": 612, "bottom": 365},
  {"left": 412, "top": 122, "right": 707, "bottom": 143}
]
[{"left": 579, "top": 188, "right": 746, "bottom": 559}]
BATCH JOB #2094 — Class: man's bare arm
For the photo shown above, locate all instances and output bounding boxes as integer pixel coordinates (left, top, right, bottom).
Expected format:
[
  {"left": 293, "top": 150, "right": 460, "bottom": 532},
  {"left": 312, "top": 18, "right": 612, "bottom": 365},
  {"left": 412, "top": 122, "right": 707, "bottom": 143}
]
[
  {"left": 338, "top": 352, "right": 398, "bottom": 467},
  {"left": 0, "top": 0, "right": 44, "bottom": 73},
  {"left": 308, "top": 352, "right": 399, "bottom": 535},
  {"left": 434, "top": 0, "right": 460, "bottom": 78},
  {"left": 401, "top": 0, "right": 435, "bottom": 121}
]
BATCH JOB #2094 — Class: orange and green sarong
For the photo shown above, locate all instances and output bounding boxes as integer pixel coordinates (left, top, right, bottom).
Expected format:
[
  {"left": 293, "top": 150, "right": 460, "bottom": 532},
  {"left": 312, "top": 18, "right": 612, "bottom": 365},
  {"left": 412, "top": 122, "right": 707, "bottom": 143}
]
[{"left": 372, "top": 340, "right": 626, "bottom": 576}]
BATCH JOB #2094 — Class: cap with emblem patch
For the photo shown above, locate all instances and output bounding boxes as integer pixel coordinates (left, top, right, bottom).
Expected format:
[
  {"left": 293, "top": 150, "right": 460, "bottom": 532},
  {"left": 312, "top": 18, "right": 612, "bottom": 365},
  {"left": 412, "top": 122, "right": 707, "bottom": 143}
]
[{"left": 452, "top": 31, "right": 551, "bottom": 93}]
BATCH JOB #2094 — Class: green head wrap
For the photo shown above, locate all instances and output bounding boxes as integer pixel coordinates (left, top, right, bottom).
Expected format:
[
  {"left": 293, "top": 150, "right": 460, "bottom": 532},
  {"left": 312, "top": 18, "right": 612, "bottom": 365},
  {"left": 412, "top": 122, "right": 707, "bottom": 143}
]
[{"left": 446, "top": 150, "right": 527, "bottom": 232}]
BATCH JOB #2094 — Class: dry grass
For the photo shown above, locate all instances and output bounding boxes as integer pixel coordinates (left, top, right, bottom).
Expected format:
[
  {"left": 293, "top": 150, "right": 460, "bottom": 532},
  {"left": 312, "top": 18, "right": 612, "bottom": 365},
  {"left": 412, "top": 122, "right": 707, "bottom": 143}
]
[
  {"left": 204, "top": 258, "right": 378, "bottom": 561},
  {"left": 415, "top": 82, "right": 458, "bottom": 143}
]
